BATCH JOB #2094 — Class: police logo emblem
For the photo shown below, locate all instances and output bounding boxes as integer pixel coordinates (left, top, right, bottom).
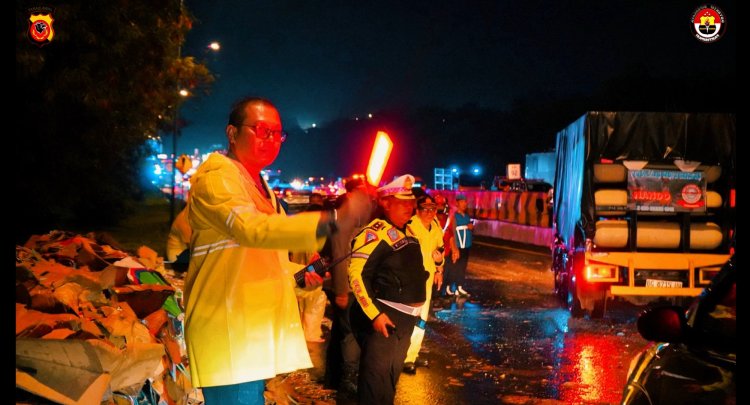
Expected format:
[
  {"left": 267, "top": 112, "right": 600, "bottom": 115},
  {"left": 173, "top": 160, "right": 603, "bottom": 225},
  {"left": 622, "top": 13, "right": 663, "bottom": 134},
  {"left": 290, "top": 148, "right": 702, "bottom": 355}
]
[
  {"left": 364, "top": 230, "right": 379, "bottom": 244},
  {"left": 387, "top": 228, "right": 399, "bottom": 241},
  {"left": 691, "top": 4, "right": 726, "bottom": 43},
  {"left": 29, "top": 11, "right": 55, "bottom": 47}
]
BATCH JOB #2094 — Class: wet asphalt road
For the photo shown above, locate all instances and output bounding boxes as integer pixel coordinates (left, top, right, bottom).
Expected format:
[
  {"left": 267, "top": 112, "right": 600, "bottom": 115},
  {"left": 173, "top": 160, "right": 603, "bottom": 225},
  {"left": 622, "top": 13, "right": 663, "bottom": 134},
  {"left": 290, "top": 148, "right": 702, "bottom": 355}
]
[{"left": 285, "top": 236, "right": 649, "bottom": 405}]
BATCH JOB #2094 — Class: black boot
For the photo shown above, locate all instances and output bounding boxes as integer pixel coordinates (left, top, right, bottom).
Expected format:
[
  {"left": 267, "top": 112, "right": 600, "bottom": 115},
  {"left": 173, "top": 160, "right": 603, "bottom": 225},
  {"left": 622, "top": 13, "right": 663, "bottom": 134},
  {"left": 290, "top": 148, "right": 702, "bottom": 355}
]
[
  {"left": 415, "top": 357, "right": 430, "bottom": 367},
  {"left": 340, "top": 365, "right": 358, "bottom": 395}
]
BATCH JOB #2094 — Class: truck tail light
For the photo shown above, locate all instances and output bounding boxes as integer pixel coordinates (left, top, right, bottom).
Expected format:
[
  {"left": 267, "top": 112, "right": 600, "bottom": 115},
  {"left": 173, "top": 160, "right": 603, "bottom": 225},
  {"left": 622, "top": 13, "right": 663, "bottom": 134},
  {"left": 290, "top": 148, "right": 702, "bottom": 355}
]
[
  {"left": 585, "top": 264, "right": 618, "bottom": 282},
  {"left": 698, "top": 266, "right": 722, "bottom": 285}
]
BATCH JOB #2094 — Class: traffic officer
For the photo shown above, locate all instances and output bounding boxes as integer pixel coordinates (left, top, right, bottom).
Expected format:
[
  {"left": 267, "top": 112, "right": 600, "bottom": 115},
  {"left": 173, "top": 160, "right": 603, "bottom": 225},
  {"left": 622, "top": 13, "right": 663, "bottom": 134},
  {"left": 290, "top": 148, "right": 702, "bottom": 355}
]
[
  {"left": 348, "top": 174, "right": 429, "bottom": 405},
  {"left": 402, "top": 194, "right": 445, "bottom": 374}
]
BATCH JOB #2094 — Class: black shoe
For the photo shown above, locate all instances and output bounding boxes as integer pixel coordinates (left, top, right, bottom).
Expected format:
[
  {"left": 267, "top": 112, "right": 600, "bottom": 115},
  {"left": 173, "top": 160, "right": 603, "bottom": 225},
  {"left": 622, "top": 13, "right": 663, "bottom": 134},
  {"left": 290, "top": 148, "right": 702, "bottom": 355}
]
[
  {"left": 340, "top": 368, "right": 358, "bottom": 394},
  {"left": 340, "top": 380, "right": 358, "bottom": 395},
  {"left": 402, "top": 362, "right": 417, "bottom": 374},
  {"left": 414, "top": 357, "right": 429, "bottom": 368}
]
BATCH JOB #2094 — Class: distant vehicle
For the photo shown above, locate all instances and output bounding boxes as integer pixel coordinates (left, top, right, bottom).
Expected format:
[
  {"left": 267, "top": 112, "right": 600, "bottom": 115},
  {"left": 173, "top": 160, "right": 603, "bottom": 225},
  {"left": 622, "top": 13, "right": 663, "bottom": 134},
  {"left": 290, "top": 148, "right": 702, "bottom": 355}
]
[
  {"left": 457, "top": 175, "right": 489, "bottom": 191},
  {"left": 493, "top": 177, "right": 552, "bottom": 193},
  {"left": 621, "top": 255, "right": 735, "bottom": 404},
  {"left": 279, "top": 189, "right": 311, "bottom": 213},
  {"left": 314, "top": 191, "right": 340, "bottom": 209}
]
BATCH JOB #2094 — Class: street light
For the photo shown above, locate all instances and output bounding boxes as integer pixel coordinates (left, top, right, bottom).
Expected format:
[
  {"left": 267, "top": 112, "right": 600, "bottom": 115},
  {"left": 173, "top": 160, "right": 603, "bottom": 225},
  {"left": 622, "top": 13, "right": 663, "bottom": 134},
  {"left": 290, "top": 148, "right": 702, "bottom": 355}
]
[
  {"left": 169, "top": 89, "right": 190, "bottom": 225},
  {"left": 168, "top": 41, "right": 220, "bottom": 225}
]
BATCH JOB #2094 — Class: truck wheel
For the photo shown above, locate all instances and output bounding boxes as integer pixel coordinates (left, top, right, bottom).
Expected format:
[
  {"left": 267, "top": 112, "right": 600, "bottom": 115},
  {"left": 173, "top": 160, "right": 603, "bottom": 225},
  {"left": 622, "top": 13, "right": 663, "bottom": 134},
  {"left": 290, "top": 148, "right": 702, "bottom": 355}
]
[
  {"left": 557, "top": 273, "right": 567, "bottom": 304},
  {"left": 553, "top": 266, "right": 564, "bottom": 300},
  {"left": 553, "top": 251, "right": 569, "bottom": 304},
  {"left": 552, "top": 265, "right": 560, "bottom": 293},
  {"left": 555, "top": 272, "right": 568, "bottom": 307},
  {"left": 590, "top": 294, "right": 607, "bottom": 319},
  {"left": 567, "top": 276, "right": 584, "bottom": 318},
  {"left": 554, "top": 274, "right": 560, "bottom": 294}
]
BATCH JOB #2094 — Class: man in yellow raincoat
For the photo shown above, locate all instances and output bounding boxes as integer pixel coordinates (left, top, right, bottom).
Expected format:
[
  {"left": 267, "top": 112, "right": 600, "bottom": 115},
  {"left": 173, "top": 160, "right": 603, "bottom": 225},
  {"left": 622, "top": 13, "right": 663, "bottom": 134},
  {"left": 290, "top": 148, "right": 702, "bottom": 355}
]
[{"left": 184, "top": 97, "right": 371, "bottom": 404}]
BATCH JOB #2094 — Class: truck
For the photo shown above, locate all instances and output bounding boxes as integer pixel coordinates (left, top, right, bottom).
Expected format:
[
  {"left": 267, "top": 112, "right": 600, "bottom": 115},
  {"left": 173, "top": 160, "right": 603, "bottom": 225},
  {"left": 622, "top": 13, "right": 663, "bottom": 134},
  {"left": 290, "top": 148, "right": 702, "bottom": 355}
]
[{"left": 551, "top": 112, "right": 735, "bottom": 318}]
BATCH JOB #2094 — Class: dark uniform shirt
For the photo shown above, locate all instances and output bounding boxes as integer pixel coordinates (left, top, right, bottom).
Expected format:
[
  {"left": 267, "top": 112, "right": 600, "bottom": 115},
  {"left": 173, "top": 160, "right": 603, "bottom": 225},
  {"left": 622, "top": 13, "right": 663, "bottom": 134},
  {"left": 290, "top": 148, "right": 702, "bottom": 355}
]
[{"left": 348, "top": 218, "right": 429, "bottom": 320}]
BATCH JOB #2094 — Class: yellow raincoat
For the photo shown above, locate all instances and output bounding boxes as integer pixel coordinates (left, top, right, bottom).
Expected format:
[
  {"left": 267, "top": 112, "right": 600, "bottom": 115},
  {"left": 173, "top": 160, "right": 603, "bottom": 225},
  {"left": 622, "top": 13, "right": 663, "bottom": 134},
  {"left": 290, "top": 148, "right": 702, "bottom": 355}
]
[
  {"left": 166, "top": 206, "right": 191, "bottom": 262},
  {"left": 184, "top": 153, "right": 325, "bottom": 387},
  {"left": 409, "top": 216, "right": 445, "bottom": 292},
  {"left": 405, "top": 215, "right": 445, "bottom": 363}
]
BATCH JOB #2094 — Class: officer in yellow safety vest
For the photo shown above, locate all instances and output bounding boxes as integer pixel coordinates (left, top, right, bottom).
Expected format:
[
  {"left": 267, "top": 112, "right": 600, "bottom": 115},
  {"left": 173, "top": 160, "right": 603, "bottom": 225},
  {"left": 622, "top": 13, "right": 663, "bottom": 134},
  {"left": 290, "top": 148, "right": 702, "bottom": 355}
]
[{"left": 402, "top": 194, "right": 445, "bottom": 374}]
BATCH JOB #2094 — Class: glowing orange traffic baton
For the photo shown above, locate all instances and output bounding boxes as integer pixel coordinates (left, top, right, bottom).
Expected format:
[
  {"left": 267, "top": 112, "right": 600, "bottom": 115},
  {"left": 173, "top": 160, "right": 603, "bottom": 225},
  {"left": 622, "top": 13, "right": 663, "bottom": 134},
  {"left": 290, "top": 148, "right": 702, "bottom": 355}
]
[
  {"left": 365, "top": 131, "right": 393, "bottom": 187},
  {"left": 292, "top": 130, "right": 393, "bottom": 285}
]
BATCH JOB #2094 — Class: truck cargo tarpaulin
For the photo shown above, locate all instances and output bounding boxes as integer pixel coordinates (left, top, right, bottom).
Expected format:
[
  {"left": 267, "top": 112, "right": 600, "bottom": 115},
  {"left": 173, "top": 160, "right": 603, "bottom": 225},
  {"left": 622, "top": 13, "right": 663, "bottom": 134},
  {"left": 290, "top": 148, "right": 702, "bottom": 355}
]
[
  {"left": 551, "top": 111, "right": 735, "bottom": 318},
  {"left": 554, "top": 111, "right": 735, "bottom": 245}
]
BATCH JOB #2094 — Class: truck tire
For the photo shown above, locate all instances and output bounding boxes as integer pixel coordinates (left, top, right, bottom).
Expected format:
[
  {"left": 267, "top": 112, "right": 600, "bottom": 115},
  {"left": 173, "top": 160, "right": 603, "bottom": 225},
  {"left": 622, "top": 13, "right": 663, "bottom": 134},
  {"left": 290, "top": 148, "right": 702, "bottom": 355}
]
[
  {"left": 576, "top": 286, "right": 607, "bottom": 319},
  {"left": 590, "top": 293, "right": 607, "bottom": 319},
  {"left": 555, "top": 271, "right": 570, "bottom": 307},
  {"left": 567, "top": 275, "right": 584, "bottom": 318},
  {"left": 553, "top": 256, "right": 566, "bottom": 302},
  {"left": 555, "top": 271, "right": 567, "bottom": 303}
]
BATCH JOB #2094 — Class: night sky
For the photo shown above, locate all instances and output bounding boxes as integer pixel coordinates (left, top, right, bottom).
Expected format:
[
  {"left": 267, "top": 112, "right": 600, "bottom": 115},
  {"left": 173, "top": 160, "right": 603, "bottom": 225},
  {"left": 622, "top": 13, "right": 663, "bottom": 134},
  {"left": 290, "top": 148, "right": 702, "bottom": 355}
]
[{"left": 176, "top": 0, "right": 735, "bottom": 179}]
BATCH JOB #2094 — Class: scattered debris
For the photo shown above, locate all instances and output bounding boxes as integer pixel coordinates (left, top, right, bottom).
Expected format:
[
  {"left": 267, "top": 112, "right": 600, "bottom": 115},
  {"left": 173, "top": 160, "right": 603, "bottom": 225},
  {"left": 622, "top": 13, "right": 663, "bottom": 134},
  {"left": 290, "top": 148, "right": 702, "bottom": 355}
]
[{"left": 16, "top": 230, "right": 190, "bottom": 404}]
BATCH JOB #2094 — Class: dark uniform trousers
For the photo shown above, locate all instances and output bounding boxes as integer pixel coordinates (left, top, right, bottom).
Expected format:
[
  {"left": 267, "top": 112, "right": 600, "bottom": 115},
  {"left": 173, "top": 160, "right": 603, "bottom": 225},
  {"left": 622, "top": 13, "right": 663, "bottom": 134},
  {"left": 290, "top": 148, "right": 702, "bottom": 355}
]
[
  {"left": 323, "top": 291, "right": 360, "bottom": 391},
  {"left": 446, "top": 246, "right": 471, "bottom": 289},
  {"left": 351, "top": 303, "right": 419, "bottom": 405}
]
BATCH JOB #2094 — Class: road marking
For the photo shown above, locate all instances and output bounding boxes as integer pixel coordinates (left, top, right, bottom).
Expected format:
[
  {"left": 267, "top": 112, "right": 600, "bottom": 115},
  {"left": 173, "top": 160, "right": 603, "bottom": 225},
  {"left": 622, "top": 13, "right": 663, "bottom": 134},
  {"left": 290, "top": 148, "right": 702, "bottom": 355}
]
[{"left": 473, "top": 241, "right": 549, "bottom": 257}]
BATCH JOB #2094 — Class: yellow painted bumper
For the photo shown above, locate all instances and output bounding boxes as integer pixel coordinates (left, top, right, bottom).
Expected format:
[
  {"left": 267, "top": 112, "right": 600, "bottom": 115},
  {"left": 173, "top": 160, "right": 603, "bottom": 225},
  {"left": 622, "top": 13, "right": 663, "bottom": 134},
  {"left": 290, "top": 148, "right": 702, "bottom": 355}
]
[{"left": 610, "top": 286, "right": 704, "bottom": 296}]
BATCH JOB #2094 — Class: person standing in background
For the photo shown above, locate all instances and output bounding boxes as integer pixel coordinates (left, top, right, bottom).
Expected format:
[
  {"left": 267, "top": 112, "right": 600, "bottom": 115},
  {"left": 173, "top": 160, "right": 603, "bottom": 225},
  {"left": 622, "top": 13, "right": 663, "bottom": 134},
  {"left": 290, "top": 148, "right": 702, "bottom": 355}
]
[
  {"left": 402, "top": 195, "right": 445, "bottom": 374},
  {"left": 323, "top": 177, "right": 375, "bottom": 395},
  {"left": 433, "top": 193, "right": 455, "bottom": 297},
  {"left": 445, "top": 193, "right": 473, "bottom": 296}
]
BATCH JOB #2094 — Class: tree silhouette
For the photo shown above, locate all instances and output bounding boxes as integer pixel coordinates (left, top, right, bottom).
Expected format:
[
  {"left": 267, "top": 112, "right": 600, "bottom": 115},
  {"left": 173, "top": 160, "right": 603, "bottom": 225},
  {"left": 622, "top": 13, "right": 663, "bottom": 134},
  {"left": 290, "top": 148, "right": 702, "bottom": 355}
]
[{"left": 16, "top": 0, "right": 212, "bottom": 242}]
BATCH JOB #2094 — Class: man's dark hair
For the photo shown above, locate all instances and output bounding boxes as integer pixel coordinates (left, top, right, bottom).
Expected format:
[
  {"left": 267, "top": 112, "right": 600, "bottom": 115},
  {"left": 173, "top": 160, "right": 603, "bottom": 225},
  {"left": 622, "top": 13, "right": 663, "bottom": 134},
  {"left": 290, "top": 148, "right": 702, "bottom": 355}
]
[
  {"left": 412, "top": 187, "right": 427, "bottom": 200},
  {"left": 416, "top": 195, "right": 435, "bottom": 209},
  {"left": 228, "top": 97, "right": 275, "bottom": 126},
  {"left": 344, "top": 178, "right": 365, "bottom": 193}
]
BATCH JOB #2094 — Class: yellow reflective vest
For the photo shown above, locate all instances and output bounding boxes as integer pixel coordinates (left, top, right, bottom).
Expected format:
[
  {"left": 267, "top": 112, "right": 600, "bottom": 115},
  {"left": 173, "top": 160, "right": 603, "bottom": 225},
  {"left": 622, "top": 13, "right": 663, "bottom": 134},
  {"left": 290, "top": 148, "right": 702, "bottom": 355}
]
[
  {"left": 185, "top": 153, "right": 325, "bottom": 387},
  {"left": 409, "top": 215, "right": 445, "bottom": 289}
]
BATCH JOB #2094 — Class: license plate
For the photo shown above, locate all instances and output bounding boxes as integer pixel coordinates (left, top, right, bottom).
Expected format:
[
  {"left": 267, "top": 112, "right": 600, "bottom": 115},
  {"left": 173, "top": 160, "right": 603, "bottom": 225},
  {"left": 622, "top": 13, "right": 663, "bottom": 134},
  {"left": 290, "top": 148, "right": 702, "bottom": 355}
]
[{"left": 645, "top": 279, "right": 683, "bottom": 288}]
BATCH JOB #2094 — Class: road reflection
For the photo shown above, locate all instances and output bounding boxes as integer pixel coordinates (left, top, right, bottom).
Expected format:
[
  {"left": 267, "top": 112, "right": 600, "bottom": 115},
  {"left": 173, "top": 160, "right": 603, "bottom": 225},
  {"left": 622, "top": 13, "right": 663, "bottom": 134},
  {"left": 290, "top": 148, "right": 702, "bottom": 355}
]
[
  {"left": 554, "top": 332, "right": 629, "bottom": 403},
  {"left": 434, "top": 302, "right": 635, "bottom": 403}
]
